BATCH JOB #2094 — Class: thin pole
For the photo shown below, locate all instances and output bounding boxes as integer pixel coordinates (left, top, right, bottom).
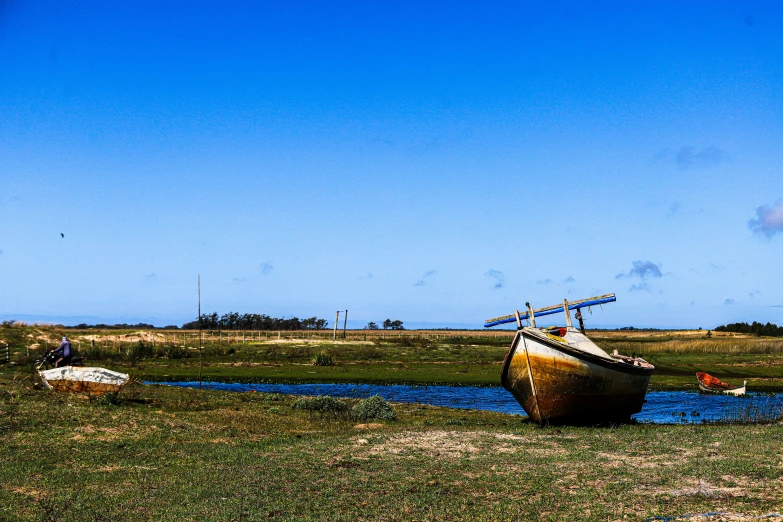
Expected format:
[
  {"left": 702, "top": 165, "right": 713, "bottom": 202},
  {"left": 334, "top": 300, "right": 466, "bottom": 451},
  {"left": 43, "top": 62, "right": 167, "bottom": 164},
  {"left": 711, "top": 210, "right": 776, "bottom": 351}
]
[
  {"left": 563, "top": 299, "right": 572, "bottom": 328},
  {"left": 343, "top": 309, "right": 348, "bottom": 339},
  {"left": 333, "top": 311, "right": 339, "bottom": 340},
  {"left": 198, "top": 274, "right": 202, "bottom": 389},
  {"left": 526, "top": 302, "right": 536, "bottom": 328}
]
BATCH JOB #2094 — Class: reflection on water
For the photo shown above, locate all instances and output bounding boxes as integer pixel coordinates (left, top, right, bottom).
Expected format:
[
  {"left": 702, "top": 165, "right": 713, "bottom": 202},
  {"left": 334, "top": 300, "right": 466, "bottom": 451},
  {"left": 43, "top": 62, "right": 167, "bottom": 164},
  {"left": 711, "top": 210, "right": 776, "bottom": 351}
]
[{"left": 152, "top": 381, "right": 783, "bottom": 425}]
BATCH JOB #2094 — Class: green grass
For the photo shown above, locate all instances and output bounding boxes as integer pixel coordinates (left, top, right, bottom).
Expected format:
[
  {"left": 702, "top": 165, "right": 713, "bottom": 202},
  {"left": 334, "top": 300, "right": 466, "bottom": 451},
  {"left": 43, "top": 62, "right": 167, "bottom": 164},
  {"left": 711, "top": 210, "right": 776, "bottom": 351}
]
[
  {"left": 131, "top": 360, "right": 503, "bottom": 386},
  {"left": 4, "top": 323, "right": 783, "bottom": 390},
  {"left": 1, "top": 370, "right": 782, "bottom": 521}
]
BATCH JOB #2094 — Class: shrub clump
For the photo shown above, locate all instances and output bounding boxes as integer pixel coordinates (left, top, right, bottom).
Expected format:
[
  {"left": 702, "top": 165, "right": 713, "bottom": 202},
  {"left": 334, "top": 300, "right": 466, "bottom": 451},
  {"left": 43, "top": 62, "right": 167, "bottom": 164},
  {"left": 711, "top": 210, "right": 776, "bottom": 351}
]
[
  {"left": 96, "top": 392, "right": 120, "bottom": 406},
  {"left": 313, "top": 352, "right": 333, "bottom": 366},
  {"left": 351, "top": 395, "right": 396, "bottom": 421},
  {"left": 292, "top": 395, "right": 348, "bottom": 413}
]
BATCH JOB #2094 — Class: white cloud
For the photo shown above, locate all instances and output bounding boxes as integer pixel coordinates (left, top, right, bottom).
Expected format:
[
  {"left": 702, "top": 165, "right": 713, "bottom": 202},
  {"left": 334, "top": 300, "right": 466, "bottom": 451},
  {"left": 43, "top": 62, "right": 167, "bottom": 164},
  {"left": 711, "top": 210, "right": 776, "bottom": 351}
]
[
  {"left": 749, "top": 199, "right": 783, "bottom": 237},
  {"left": 616, "top": 261, "right": 663, "bottom": 280}
]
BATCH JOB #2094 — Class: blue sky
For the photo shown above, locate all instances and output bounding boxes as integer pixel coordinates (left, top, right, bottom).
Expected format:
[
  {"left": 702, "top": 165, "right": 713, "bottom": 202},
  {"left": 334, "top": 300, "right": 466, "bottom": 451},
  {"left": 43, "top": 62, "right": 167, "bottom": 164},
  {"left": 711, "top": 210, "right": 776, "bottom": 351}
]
[{"left": 1, "top": 1, "right": 782, "bottom": 328}]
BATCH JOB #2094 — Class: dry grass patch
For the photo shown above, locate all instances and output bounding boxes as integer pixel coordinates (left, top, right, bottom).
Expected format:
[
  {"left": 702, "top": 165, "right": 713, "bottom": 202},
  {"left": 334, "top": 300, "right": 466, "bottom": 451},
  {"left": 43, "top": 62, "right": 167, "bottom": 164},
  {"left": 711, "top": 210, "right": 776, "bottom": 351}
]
[
  {"left": 661, "top": 480, "right": 746, "bottom": 498},
  {"left": 358, "top": 430, "right": 483, "bottom": 458}
]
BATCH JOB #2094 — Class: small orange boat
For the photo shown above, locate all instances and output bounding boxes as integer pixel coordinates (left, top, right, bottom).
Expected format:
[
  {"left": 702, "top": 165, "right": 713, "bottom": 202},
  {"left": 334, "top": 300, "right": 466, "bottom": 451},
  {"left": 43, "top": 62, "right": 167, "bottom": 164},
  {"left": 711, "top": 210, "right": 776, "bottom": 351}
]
[{"left": 696, "top": 372, "right": 746, "bottom": 396}]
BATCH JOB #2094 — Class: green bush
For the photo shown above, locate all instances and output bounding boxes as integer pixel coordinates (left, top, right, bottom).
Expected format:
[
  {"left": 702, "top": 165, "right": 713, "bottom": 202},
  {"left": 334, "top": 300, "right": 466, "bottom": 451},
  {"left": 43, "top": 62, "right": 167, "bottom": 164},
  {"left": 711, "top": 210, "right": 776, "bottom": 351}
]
[
  {"left": 127, "top": 341, "right": 153, "bottom": 361},
  {"left": 292, "top": 395, "right": 348, "bottom": 413},
  {"left": 96, "top": 392, "right": 120, "bottom": 406},
  {"left": 155, "top": 345, "right": 189, "bottom": 359},
  {"left": 351, "top": 395, "right": 396, "bottom": 421},
  {"left": 313, "top": 352, "right": 333, "bottom": 366}
]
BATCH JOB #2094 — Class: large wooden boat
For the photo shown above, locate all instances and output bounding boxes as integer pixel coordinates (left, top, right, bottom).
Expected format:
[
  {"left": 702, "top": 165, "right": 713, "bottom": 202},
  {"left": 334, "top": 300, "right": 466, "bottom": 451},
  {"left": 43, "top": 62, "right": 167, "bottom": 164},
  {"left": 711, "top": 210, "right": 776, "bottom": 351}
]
[
  {"left": 39, "top": 366, "right": 129, "bottom": 396},
  {"left": 696, "top": 372, "right": 746, "bottom": 396},
  {"left": 486, "top": 294, "right": 654, "bottom": 424}
]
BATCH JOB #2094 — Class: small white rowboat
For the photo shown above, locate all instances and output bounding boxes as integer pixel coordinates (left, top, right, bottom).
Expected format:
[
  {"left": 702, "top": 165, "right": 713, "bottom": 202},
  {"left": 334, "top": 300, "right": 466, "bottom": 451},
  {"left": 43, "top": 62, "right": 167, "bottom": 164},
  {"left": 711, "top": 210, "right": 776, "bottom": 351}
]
[{"left": 39, "top": 366, "right": 129, "bottom": 395}]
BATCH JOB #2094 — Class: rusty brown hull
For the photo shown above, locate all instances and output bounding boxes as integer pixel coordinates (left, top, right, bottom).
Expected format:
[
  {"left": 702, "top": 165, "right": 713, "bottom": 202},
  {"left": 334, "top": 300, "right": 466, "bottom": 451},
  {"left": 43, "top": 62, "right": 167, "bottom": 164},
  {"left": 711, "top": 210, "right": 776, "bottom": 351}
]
[
  {"left": 46, "top": 380, "right": 125, "bottom": 395},
  {"left": 501, "top": 330, "right": 653, "bottom": 424}
]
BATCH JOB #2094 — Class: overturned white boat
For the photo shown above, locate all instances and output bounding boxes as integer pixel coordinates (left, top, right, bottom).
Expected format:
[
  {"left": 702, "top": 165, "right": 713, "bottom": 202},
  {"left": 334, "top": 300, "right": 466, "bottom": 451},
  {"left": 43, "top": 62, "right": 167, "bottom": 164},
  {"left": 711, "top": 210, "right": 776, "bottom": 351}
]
[{"left": 39, "top": 366, "right": 129, "bottom": 395}]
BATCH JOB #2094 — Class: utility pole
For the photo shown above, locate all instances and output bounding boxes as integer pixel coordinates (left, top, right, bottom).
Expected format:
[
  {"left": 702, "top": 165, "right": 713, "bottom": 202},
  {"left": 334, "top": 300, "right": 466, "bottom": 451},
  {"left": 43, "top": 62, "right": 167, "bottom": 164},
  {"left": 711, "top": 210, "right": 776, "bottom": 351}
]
[
  {"left": 198, "top": 274, "right": 202, "bottom": 389},
  {"left": 333, "top": 311, "right": 340, "bottom": 340},
  {"left": 343, "top": 309, "right": 348, "bottom": 339}
]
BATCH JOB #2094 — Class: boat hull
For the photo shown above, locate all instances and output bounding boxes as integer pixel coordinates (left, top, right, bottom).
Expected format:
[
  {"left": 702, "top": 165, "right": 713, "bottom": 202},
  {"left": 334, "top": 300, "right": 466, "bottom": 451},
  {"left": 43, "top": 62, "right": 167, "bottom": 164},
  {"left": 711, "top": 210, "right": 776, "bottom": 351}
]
[
  {"left": 696, "top": 372, "right": 746, "bottom": 396},
  {"left": 39, "top": 367, "right": 129, "bottom": 396},
  {"left": 501, "top": 330, "right": 653, "bottom": 424},
  {"left": 697, "top": 382, "right": 746, "bottom": 396}
]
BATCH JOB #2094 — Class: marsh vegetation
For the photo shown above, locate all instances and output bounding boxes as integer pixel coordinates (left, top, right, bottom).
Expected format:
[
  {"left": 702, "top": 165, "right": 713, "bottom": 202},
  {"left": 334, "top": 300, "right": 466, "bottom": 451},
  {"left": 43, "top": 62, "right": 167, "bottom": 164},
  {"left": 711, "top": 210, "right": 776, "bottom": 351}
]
[
  {"left": 1, "top": 371, "right": 782, "bottom": 520},
  {"left": 3, "top": 323, "right": 783, "bottom": 390}
]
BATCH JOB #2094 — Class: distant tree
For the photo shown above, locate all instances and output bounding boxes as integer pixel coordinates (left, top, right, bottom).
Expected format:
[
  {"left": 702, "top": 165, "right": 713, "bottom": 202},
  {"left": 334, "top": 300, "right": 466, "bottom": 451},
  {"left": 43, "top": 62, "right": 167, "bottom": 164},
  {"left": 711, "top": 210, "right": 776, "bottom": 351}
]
[
  {"left": 365, "top": 322, "right": 379, "bottom": 330},
  {"left": 185, "top": 312, "right": 328, "bottom": 330},
  {"left": 715, "top": 321, "right": 783, "bottom": 337},
  {"left": 390, "top": 320, "right": 404, "bottom": 330},
  {"left": 382, "top": 319, "right": 392, "bottom": 330}
]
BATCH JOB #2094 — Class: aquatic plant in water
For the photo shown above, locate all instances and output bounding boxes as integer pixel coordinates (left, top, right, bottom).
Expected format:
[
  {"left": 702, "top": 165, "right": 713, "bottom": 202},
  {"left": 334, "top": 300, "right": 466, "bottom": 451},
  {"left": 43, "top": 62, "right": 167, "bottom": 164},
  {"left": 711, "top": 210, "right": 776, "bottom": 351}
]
[{"left": 720, "top": 395, "right": 783, "bottom": 424}]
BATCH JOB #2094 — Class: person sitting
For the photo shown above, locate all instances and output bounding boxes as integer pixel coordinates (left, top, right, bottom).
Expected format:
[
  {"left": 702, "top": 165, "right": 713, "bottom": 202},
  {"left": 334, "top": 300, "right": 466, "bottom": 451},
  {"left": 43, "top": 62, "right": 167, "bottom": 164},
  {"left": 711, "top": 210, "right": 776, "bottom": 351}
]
[{"left": 51, "top": 336, "right": 73, "bottom": 368}]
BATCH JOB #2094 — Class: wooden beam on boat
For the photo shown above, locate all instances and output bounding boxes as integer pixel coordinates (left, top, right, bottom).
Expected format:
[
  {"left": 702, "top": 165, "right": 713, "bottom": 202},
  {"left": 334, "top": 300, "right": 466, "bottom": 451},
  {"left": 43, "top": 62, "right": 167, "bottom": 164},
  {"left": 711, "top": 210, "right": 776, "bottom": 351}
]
[{"left": 484, "top": 293, "right": 616, "bottom": 328}]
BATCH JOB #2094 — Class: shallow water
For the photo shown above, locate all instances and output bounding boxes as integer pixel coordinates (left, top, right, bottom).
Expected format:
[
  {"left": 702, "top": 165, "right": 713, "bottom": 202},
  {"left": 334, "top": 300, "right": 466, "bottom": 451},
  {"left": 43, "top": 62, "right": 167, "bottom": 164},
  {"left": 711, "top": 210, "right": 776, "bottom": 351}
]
[{"left": 152, "top": 381, "right": 783, "bottom": 424}]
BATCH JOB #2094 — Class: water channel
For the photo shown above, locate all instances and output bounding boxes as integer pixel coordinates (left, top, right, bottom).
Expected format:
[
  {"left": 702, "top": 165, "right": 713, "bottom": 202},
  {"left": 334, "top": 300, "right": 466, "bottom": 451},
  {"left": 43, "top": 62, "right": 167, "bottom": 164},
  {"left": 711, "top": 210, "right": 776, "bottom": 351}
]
[{"left": 153, "top": 381, "right": 783, "bottom": 424}]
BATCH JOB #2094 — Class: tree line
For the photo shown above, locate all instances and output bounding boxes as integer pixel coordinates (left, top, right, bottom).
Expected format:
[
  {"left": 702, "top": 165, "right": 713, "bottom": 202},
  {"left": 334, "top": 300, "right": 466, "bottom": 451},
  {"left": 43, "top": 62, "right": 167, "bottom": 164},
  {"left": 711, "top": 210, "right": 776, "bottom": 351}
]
[
  {"left": 365, "top": 319, "right": 404, "bottom": 330},
  {"left": 183, "top": 312, "right": 329, "bottom": 331},
  {"left": 67, "top": 323, "right": 181, "bottom": 330},
  {"left": 715, "top": 321, "right": 783, "bottom": 337}
]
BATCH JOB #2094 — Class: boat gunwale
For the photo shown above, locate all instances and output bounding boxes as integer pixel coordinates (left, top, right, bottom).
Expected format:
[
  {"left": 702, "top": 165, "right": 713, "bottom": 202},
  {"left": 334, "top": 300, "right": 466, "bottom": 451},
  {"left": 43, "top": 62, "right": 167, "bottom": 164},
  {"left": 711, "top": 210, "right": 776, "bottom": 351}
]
[
  {"left": 504, "top": 328, "right": 655, "bottom": 378},
  {"left": 697, "top": 382, "right": 745, "bottom": 394}
]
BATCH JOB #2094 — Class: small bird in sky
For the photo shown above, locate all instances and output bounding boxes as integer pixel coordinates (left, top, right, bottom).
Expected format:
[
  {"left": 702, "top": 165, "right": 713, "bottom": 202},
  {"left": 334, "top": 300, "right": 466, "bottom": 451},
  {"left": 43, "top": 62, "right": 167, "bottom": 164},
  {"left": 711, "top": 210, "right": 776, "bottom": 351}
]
[{"left": 60, "top": 233, "right": 64, "bottom": 238}]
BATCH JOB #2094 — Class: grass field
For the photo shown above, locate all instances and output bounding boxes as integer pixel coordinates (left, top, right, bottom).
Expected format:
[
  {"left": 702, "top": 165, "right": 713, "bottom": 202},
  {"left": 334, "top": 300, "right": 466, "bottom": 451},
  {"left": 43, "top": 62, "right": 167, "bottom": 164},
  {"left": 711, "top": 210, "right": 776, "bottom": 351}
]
[
  {"left": 2, "top": 325, "right": 782, "bottom": 520},
  {"left": 3, "top": 324, "right": 783, "bottom": 391},
  {"left": 1, "top": 371, "right": 782, "bottom": 521}
]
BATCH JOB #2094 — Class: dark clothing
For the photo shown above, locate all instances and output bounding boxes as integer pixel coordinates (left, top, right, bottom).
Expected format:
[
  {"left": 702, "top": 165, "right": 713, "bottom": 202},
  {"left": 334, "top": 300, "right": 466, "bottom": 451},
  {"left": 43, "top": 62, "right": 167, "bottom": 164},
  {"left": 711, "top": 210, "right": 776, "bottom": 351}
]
[{"left": 58, "top": 340, "right": 72, "bottom": 358}]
